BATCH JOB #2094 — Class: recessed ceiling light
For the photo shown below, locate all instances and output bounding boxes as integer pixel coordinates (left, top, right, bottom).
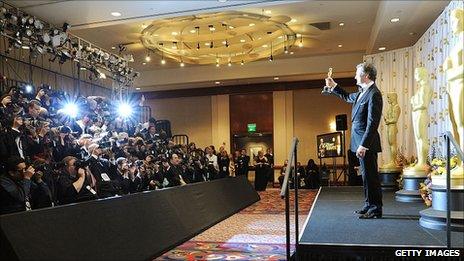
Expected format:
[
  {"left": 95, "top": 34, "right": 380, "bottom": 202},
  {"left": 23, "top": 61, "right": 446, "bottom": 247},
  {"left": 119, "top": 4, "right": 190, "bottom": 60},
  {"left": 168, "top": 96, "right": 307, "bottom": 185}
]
[
  {"left": 378, "top": 47, "right": 386, "bottom": 51},
  {"left": 291, "top": 18, "right": 297, "bottom": 23},
  {"left": 240, "top": 39, "right": 246, "bottom": 43},
  {"left": 228, "top": 25, "right": 234, "bottom": 29},
  {"left": 190, "top": 29, "right": 196, "bottom": 33},
  {"left": 265, "top": 10, "right": 272, "bottom": 14},
  {"left": 180, "top": 62, "right": 185, "bottom": 67},
  {"left": 218, "top": 0, "right": 227, "bottom": 2},
  {"left": 205, "top": 42, "right": 210, "bottom": 46},
  {"left": 274, "top": 77, "right": 279, "bottom": 80},
  {"left": 136, "top": 87, "right": 141, "bottom": 90},
  {"left": 111, "top": 12, "right": 122, "bottom": 17},
  {"left": 222, "top": 41, "right": 227, "bottom": 44},
  {"left": 172, "top": 46, "right": 177, "bottom": 49},
  {"left": 409, "top": 32, "right": 416, "bottom": 36},
  {"left": 278, "top": 36, "right": 283, "bottom": 39},
  {"left": 249, "top": 23, "right": 255, "bottom": 27},
  {"left": 262, "top": 44, "right": 268, "bottom": 48},
  {"left": 339, "top": 22, "right": 345, "bottom": 26},
  {"left": 338, "top": 44, "right": 343, "bottom": 48},
  {"left": 215, "top": 81, "right": 221, "bottom": 84},
  {"left": 153, "top": 34, "right": 159, "bottom": 37},
  {"left": 390, "top": 17, "right": 400, "bottom": 23},
  {"left": 290, "top": 51, "right": 294, "bottom": 55},
  {"left": 111, "top": 46, "right": 116, "bottom": 50},
  {"left": 171, "top": 32, "right": 178, "bottom": 36},
  {"left": 21, "top": 46, "right": 30, "bottom": 49},
  {"left": 161, "top": 59, "right": 166, "bottom": 65},
  {"left": 296, "top": 33, "right": 301, "bottom": 37},
  {"left": 142, "top": 62, "right": 146, "bottom": 65}
]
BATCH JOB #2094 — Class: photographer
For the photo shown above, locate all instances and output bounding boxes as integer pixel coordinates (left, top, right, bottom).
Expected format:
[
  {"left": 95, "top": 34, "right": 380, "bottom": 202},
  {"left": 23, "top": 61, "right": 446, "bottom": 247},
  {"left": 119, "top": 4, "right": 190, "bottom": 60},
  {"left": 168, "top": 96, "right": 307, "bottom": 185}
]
[
  {"left": 53, "top": 126, "right": 79, "bottom": 162},
  {"left": 56, "top": 156, "right": 97, "bottom": 205},
  {"left": 0, "top": 157, "right": 51, "bottom": 214},
  {"left": 205, "top": 146, "right": 218, "bottom": 180},
  {"left": 87, "top": 144, "right": 119, "bottom": 198},
  {"left": 163, "top": 153, "right": 186, "bottom": 187},
  {"left": 115, "top": 157, "right": 133, "bottom": 195},
  {"left": 0, "top": 110, "right": 28, "bottom": 161}
]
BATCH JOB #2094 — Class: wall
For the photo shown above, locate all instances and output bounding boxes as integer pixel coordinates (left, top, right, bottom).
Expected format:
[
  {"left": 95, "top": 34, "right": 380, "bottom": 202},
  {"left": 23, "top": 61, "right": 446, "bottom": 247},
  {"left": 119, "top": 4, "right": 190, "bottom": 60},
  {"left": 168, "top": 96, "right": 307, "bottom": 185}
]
[
  {"left": 230, "top": 93, "right": 273, "bottom": 134},
  {"left": 145, "top": 96, "right": 213, "bottom": 149},
  {"left": 293, "top": 87, "right": 356, "bottom": 165}
]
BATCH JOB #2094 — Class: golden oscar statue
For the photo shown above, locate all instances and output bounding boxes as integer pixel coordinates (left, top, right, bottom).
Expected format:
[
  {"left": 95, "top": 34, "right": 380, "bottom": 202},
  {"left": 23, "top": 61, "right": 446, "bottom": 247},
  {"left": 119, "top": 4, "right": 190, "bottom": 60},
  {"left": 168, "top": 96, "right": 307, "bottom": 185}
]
[
  {"left": 433, "top": 8, "right": 464, "bottom": 187},
  {"left": 404, "top": 67, "right": 433, "bottom": 176},
  {"left": 381, "top": 93, "right": 402, "bottom": 170}
]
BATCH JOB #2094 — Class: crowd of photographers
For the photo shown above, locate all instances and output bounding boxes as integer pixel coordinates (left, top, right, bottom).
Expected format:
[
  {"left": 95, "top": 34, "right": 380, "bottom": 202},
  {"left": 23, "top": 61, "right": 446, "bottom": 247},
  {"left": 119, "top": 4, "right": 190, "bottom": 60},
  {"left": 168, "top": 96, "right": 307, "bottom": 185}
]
[{"left": 0, "top": 84, "right": 251, "bottom": 215}]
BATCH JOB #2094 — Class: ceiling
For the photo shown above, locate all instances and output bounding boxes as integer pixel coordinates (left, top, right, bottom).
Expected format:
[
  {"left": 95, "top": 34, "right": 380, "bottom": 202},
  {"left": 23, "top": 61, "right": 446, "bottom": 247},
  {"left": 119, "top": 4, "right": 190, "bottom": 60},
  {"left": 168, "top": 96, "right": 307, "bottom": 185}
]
[{"left": 4, "top": 0, "right": 450, "bottom": 91}]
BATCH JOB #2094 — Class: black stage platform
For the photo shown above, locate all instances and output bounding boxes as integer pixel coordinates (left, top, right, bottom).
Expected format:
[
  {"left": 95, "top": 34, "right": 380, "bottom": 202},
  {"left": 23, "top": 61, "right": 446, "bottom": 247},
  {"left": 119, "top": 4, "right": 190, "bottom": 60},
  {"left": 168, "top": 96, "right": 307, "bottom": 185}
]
[{"left": 298, "top": 186, "right": 464, "bottom": 259}]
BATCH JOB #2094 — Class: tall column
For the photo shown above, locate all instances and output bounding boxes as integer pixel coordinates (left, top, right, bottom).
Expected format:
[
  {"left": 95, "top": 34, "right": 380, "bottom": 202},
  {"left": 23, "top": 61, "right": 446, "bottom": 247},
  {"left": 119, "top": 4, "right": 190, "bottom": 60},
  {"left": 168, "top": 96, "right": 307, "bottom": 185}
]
[
  {"left": 211, "top": 94, "right": 231, "bottom": 152},
  {"left": 273, "top": 91, "right": 294, "bottom": 168}
]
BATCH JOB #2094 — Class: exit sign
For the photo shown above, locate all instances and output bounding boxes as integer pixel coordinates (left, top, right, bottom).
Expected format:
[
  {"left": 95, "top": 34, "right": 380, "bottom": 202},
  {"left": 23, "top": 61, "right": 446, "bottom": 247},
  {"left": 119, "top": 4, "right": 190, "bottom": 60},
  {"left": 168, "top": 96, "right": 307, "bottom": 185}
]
[{"left": 247, "top": 123, "right": 257, "bottom": 132}]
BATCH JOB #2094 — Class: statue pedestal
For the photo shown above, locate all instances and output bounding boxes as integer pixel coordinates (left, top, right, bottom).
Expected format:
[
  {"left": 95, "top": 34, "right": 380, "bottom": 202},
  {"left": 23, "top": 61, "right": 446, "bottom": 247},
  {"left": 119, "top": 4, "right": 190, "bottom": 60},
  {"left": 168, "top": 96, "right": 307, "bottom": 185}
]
[
  {"left": 419, "top": 185, "right": 464, "bottom": 231},
  {"left": 379, "top": 167, "right": 401, "bottom": 191},
  {"left": 395, "top": 168, "right": 428, "bottom": 203}
]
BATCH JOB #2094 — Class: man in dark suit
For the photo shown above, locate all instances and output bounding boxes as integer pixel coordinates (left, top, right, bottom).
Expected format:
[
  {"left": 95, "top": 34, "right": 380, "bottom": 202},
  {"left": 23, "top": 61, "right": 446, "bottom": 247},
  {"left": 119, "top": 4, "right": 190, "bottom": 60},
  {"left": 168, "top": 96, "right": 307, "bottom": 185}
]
[{"left": 326, "top": 62, "right": 383, "bottom": 219}]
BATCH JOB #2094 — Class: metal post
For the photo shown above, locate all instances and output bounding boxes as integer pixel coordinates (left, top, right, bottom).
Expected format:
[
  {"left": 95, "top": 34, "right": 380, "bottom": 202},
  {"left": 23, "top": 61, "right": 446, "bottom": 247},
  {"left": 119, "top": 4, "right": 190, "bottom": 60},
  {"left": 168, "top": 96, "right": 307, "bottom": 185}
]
[
  {"left": 293, "top": 147, "right": 299, "bottom": 260},
  {"left": 285, "top": 181, "right": 291, "bottom": 260},
  {"left": 446, "top": 135, "right": 451, "bottom": 248}
]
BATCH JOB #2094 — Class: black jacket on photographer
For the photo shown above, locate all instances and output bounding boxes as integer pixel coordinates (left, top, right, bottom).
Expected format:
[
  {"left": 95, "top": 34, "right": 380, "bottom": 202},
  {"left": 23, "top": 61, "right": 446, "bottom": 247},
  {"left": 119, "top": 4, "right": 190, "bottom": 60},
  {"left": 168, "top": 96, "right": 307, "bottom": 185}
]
[
  {"left": 87, "top": 156, "right": 119, "bottom": 198},
  {"left": 0, "top": 127, "right": 31, "bottom": 161},
  {"left": 164, "top": 164, "right": 183, "bottom": 187},
  {"left": 56, "top": 169, "right": 96, "bottom": 205}
]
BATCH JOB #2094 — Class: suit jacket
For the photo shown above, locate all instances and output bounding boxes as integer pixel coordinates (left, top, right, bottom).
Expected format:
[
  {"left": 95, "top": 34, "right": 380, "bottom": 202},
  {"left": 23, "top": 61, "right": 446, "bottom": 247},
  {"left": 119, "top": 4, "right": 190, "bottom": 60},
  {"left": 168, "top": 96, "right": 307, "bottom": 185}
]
[{"left": 331, "top": 84, "right": 383, "bottom": 153}]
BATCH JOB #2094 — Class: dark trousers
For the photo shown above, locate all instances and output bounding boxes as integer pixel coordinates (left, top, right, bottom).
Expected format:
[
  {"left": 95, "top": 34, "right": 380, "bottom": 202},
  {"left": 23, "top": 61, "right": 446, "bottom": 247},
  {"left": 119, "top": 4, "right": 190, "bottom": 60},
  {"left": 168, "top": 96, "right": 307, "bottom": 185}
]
[{"left": 359, "top": 152, "right": 382, "bottom": 210}]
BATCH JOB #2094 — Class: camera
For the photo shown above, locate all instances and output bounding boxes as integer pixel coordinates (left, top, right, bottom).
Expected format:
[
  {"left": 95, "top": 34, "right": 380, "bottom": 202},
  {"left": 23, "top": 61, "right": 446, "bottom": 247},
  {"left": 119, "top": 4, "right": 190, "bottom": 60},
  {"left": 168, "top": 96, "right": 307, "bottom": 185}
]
[{"left": 74, "top": 159, "right": 89, "bottom": 170}]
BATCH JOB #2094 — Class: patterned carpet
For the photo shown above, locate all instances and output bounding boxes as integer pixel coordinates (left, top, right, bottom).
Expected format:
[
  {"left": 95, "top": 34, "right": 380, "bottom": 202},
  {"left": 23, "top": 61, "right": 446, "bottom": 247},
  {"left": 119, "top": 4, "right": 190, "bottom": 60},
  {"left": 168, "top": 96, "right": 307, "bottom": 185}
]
[{"left": 155, "top": 188, "right": 317, "bottom": 260}]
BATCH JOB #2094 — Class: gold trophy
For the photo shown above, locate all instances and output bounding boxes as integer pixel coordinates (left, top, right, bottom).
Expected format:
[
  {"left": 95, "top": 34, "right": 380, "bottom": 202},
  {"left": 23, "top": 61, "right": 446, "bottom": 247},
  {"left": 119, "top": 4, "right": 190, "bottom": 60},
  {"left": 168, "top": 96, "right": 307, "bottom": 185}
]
[{"left": 321, "top": 68, "right": 333, "bottom": 95}]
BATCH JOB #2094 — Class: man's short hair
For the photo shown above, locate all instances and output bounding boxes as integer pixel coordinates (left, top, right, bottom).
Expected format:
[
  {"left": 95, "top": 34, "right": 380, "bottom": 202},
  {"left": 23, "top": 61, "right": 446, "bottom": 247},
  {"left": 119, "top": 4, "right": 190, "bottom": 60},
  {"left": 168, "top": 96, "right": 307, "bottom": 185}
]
[
  {"left": 357, "top": 62, "right": 377, "bottom": 81},
  {"left": 116, "top": 157, "right": 127, "bottom": 166},
  {"left": 28, "top": 99, "right": 41, "bottom": 109},
  {"left": 6, "top": 157, "right": 25, "bottom": 172},
  {"left": 63, "top": 156, "right": 77, "bottom": 166}
]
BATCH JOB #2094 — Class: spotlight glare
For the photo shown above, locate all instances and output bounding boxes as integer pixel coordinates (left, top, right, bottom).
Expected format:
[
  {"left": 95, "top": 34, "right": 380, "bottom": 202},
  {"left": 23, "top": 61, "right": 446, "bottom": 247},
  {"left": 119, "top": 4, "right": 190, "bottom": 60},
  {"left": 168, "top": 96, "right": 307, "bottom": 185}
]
[
  {"left": 118, "top": 102, "right": 133, "bottom": 118},
  {"left": 25, "top": 85, "right": 33, "bottom": 93},
  {"left": 62, "top": 102, "right": 78, "bottom": 118}
]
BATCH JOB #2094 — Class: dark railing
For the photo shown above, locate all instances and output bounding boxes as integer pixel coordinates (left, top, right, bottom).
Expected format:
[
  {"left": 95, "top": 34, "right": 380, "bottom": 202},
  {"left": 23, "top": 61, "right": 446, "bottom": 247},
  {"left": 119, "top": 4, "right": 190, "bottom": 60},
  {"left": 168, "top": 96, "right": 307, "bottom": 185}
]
[
  {"left": 280, "top": 137, "right": 299, "bottom": 260},
  {"left": 443, "top": 131, "right": 464, "bottom": 248},
  {"left": 172, "top": 134, "right": 189, "bottom": 145}
]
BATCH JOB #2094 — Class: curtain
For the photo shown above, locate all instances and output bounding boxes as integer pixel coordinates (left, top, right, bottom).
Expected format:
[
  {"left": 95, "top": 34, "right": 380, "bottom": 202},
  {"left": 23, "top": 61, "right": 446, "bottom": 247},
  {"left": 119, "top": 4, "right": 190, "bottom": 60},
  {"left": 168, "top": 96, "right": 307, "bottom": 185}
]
[
  {"left": 363, "top": 0, "right": 463, "bottom": 164},
  {"left": 364, "top": 47, "right": 415, "bottom": 166},
  {"left": 413, "top": 0, "right": 463, "bottom": 158}
]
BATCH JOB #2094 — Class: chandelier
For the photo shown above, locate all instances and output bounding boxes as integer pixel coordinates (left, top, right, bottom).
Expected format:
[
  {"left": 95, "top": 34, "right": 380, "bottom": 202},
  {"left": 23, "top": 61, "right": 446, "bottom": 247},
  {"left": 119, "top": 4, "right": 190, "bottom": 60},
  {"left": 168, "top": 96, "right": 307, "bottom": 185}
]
[{"left": 140, "top": 11, "right": 296, "bottom": 66}]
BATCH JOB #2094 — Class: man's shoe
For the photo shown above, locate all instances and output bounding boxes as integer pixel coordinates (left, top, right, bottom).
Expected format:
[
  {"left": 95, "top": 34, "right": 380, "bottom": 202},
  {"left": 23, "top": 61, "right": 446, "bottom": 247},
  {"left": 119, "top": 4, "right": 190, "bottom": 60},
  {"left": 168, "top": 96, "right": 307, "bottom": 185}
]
[
  {"left": 354, "top": 209, "right": 368, "bottom": 215},
  {"left": 358, "top": 211, "right": 382, "bottom": 219}
]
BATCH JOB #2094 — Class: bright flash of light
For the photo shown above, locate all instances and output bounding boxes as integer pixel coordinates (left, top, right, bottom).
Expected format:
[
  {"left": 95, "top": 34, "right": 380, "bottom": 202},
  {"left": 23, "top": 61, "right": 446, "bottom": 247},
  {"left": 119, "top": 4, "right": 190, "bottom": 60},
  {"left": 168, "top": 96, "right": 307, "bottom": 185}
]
[
  {"left": 62, "top": 102, "right": 78, "bottom": 118},
  {"left": 117, "top": 102, "right": 133, "bottom": 118}
]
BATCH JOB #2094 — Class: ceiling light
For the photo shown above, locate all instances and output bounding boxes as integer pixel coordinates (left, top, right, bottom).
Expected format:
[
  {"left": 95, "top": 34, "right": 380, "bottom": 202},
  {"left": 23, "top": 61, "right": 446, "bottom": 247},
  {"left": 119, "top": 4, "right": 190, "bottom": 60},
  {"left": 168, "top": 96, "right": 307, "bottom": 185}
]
[
  {"left": 228, "top": 62, "right": 232, "bottom": 67},
  {"left": 240, "top": 60, "right": 244, "bottom": 65},
  {"left": 161, "top": 59, "right": 166, "bottom": 65},
  {"left": 222, "top": 41, "right": 227, "bottom": 45},
  {"left": 145, "top": 55, "right": 151, "bottom": 62},
  {"left": 274, "top": 77, "right": 279, "bottom": 80},
  {"left": 278, "top": 36, "right": 283, "bottom": 39},
  {"left": 339, "top": 22, "right": 345, "bottom": 26},
  {"left": 218, "top": 0, "right": 227, "bottom": 2},
  {"left": 171, "top": 32, "right": 178, "bottom": 36},
  {"left": 269, "top": 55, "right": 274, "bottom": 62},
  {"left": 291, "top": 19, "right": 297, "bottom": 23},
  {"left": 249, "top": 23, "right": 255, "bottom": 27},
  {"left": 142, "top": 62, "right": 146, "bottom": 65},
  {"left": 111, "top": 12, "right": 122, "bottom": 17},
  {"left": 296, "top": 33, "right": 301, "bottom": 37},
  {"left": 409, "top": 32, "right": 416, "bottom": 36},
  {"left": 378, "top": 47, "right": 386, "bottom": 51},
  {"left": 228, "top": 25, "right": 234, "bottom": 29},
  {"left": 135, "top": 87, "right": 141, "bottom": 90},
  {"left": 205, "top": 42, "right": 210, "bottom": 46},
  {"left": 209, "top": 27, "right": 216, "bottom": 31},
  {"left": 265, "top": 10, "right": 272, "bottom": 14},
  {"left": 284, "top": 46, "right": 288, "bottom": 54},
  {"left": 141, "top": 24, "right": 148, "bottom": 29},
  {"left": 180, "top": 62, "right": 185, "bottom": 67},
  {"left": 290, "top": 51, "right": 294, "bottom": 55},
  {"left": 111, "top": 46, "right": 116, "bottom": 50},
  {"left": 262, "top": 44, "right": 268, "bottom": 48},
  {"left": 298, "top": 42, "right": 303, "bottom": 48},
  {"left": 215, "top": 81, "right": 221, "bottom": 84},
  {"left": 21, "top": 46, "right": 30, "bottom": 50},
  {"left": 190, "top": 29, "right": 196, "bottom": 33},
  {"left": 240, "top": 39, "right": 245, "bottom": 43},
  {"left": 390, "top": 17, "right": 400, "bottom": 23},
  {"left": 338, "top": 44, "right": 343, "bottom": 48}
]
